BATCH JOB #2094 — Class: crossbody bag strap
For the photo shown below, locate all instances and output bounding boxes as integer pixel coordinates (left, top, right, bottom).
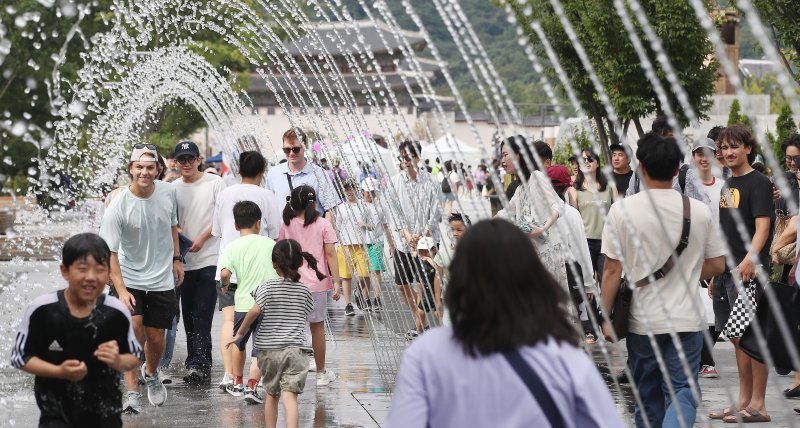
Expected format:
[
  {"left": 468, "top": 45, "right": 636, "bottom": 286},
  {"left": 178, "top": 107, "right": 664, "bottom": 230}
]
[
  {"left": 634, "top": 195, "right": 691, "bottom": 287},
  {"left": 502, "top": 349, "right": 565, "bottom": 428}
]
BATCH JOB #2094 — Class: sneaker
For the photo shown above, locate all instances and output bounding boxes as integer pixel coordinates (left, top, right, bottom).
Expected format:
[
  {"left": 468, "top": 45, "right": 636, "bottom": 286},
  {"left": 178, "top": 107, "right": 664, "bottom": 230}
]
[
  {"left": 218, "top": 373, "right": 234, "bottom": 392},
  {"left": 700, "top": 365, "right": 719, "bottom": 378},
  {"left": 371, "top": 298, "right": 382, "bottom": 311},
  {"left": 144, "top": 372, "right": 167, "bottom": 406},
  {"left": 122, "top": 391, "right": 142, "bottom": 414},
  {"left": 344, "top": 303, "right": 355, "bottom": 316},
  {"left": 137, "top": 364, "right": 146, "bottom": 386},
  {"left": 183, "top": 367, "right": 209, "bottom": 384},
  {"left": 316, "top": 369, "right": 336, "bottom": 386},
  {"left": 615, "top": 370, "right": 629, "bottom": 384},
  {"left": 243, "top": 385, "right": 263, "bottom": 404},
  {"left": 226, "top": 383, "right": 244, "bottom": 397},
  {"left": 405, "top": 329, "right": 419, "bottom": 340},
  {"left": 309, "top": 359, "right": 317, "bottom": 372}
]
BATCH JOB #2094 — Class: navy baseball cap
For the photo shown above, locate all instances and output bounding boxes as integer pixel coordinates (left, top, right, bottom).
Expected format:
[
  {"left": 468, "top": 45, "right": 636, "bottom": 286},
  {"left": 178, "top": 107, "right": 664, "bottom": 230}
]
[{"left": 173, "top": 141, "right": 200, "bottom": 158}]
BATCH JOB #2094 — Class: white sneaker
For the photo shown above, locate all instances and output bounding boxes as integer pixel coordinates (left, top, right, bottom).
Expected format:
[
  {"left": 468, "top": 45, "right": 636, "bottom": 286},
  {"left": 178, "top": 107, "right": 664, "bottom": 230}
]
[
  {"left": 144, "top": 372, "right": 168, "bottom": 406},
  {"left": 316, "top": 369, "right": 335, "bottom": 386},
  {"left": 122, "top": 391, "right": 142, "bottom": 414},
  {"left": 218, "top": 373, "right": 233, "bottom": 392},
  {"left": 309, "top": 359, "right": 317, "bottom": 372}
]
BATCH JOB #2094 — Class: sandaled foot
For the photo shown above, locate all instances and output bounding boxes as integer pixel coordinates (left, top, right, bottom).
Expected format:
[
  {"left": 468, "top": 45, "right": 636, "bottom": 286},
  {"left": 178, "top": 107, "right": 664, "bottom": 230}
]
[
  {"left": 723, "top": 407, "right": 770, "bottom": 423},
  {"left": 709, "top": 407, "right": 734, "bottom": 420}
]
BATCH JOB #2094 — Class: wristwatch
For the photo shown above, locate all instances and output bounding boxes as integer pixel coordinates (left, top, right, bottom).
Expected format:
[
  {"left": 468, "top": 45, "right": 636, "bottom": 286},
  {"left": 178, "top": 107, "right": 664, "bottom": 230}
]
[{"left": 173, "top": 255, "right": 184, "bottom": 263}]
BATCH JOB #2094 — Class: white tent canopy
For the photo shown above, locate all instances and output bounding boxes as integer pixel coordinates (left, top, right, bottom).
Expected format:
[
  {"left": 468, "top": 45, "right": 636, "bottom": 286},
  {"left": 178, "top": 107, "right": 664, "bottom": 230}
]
[{"left": 422, "top": 134, "right": 483, "bottom": 165}]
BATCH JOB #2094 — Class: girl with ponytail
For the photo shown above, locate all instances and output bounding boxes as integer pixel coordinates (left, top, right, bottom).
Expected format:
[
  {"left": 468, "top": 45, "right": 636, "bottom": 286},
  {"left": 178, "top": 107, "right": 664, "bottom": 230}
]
[
  {"left": 226, "top": 239, "right": 320, "bottom": 428},
  {"left": 278, "top": 185, "right": 341, "bottom": 386}
]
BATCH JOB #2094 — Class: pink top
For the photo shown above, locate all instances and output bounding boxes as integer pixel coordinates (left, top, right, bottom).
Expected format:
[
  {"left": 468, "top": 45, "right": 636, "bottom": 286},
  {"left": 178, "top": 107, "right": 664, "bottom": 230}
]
[{"left": 279, "top": 216, "right": 338, "bottom": 293}]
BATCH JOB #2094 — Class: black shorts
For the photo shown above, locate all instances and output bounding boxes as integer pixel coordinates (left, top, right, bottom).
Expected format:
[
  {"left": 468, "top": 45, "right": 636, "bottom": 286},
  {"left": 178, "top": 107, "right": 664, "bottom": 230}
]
[
  {"left": 393, "top": 250, "right": 424, "bottom": 285},
  {"left": 233, "top": 311, "right": 262, "bottom": 357},
  {"left": 128, "top": 288, "right": 178, "bottom": 330},
  {"left": 217, "top": 282, "right": 237, "bottom": 310}
]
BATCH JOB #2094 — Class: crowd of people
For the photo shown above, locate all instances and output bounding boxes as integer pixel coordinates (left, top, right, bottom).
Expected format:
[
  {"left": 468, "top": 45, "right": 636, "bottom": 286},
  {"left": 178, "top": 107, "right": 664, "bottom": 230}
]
[{"left": 10, "top": 116, "right": 800, "bottom": 427}]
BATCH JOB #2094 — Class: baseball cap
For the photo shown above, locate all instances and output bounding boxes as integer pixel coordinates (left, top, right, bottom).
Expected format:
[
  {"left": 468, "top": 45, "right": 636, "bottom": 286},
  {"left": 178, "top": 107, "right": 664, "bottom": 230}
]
[
  {"left": 361, "top": 177, "right": 379, "bottom": 192},
  {"left": 417, "top": 237, "right": 436, "bottom": 251},
  {"left": 691, "top": 137, "right": 717, "bottom": 153},
  {"left": 173, "top": 141, "right": 200, "bottom": 158},
  {"left": 546, "top": 165, "right": 571, "bottom": 188},
  {"left": 130, "top": 143, "right": 159, "bottom": 162},
  {"left": 609, "top": 143, "right": 632, "bottom": 157},
  {"left": 752, "top": 154, "right": 765, "bottom": 167}
]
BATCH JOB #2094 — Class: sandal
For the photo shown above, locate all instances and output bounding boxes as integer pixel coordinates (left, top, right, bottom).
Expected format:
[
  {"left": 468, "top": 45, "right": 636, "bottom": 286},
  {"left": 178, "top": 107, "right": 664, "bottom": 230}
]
[
  {"left": 723, "top": 407, "right": 771, "bottom": 423},
  {"left": 709, "top": 407, "right": 734, "bottom": 420},
  {"left": 585, "top": 333, "right": 597, "bottom": 344}
]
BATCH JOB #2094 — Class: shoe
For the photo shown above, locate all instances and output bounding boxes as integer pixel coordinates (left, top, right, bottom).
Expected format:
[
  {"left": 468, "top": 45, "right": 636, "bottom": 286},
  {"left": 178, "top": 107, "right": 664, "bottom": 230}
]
[
  {"left": 226, "top": 383, "right": 244, "bottom": 397},
  {"left": 218, "top": 373, "right": 233, "bottom": 392},
  {"left": 344, "top": 303, "right": 355, "bottom": 316},
  {"left": 243, "top": 385, "right": 263, "bottom": 404},
  {"left": 316, "top": 369, "right": 336, "bottom": 386},
  {"left": 700, "top": 365, "right": 719, "bottom": 378},
  {"left": 122, "top": 391, "right": 142, "bottom": 414},
  {"left": 584, "top": 333, "right": 597, "bottom": 344},
  {"left": 183, "top": 367, "right": 209, "bottom": 384},
  {"left": 371, "top": 298, "right": 382, "bottom": 311},
  {"left": 615, "top": 370, "right": 629, "bottom": 384},
  {"left": 405, "top": 329, "right": 419, "bottom": 340},
  {"left": 777, "top": 366, "right": 792, "bottom": 376},
  {"left": 785, "top": 384, "right": 800, "bottom": 398},
  {"left": 144, "top": 372, "right": 167, "bottom": 406},
  {"left": 354, "top": 295, "right": 364, "bottom": 310},
  {"left": 137, "top": 364, "right": 146, "bottom": 386},
  {"left": 309, "top": 359, "right": 317, "bottom": 372}
]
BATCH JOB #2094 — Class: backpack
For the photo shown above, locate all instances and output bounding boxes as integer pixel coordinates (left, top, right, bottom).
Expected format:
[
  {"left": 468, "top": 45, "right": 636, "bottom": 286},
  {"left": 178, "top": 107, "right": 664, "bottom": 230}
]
[
  {"left": 635, "top": 163, "right": 690, "bottom": 194},
  {"left": 441, "top": 176, "right": 452, "bottom": 194}
]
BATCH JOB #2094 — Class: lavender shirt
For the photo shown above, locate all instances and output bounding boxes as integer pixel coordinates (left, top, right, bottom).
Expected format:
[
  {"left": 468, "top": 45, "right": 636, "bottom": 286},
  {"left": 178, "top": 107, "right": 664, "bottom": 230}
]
[{"left": 388, "top": 327, "right": 623, "bottom": 428}]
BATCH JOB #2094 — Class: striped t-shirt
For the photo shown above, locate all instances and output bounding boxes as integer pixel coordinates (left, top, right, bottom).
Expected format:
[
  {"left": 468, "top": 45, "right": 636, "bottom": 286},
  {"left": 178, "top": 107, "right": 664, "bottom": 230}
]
[{"left": 252, "top": 279, "right": 314, "bottom": 351}]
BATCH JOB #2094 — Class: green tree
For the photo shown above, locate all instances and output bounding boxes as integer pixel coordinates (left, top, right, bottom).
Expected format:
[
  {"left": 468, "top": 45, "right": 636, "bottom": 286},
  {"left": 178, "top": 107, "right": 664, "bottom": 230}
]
[
  {"left": 727, "top": 98, "right": 753, "bottom": 131},
  {"left": 502, "top": 0, "right": 717, "bottom": 162},
  {"left": 749, "top": 0, "right": 800, "bottom": 84},
  {"left": 773, "top": 103, "right": 798, "bottom": 169}
]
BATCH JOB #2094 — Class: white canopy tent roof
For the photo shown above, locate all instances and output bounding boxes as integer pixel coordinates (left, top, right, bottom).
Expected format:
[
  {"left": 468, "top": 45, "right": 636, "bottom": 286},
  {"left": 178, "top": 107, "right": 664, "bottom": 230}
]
[{"left": 422, "top": 134, "right": 483, "bottom": 165}]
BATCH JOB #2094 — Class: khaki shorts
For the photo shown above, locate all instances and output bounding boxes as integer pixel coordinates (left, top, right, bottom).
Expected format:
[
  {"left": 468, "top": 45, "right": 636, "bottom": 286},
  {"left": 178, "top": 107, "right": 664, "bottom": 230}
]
[{"left": 257, "top": 348, "right": 309, "bottom": 396}]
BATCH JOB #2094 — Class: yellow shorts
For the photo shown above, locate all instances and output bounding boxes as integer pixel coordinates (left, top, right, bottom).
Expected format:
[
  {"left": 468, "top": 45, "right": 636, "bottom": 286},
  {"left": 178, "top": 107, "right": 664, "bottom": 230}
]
[{"left": 337, "top": 245, "right": 370, "bottom": 279}]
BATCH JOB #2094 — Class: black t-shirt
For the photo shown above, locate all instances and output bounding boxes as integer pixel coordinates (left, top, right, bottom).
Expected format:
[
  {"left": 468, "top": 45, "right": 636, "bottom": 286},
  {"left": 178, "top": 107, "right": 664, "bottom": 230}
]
[
  {"left": 719, "top": 170, "right": 774, "bottom": 267},
  {"left": 506, "top": 178, "right": 521, "bottom": 201},
  {"left": 11, "top": 290, "right": 142, "bottom": 425},
  {"left": 613, "top": 170, "right": 634, "bottom": 197}
]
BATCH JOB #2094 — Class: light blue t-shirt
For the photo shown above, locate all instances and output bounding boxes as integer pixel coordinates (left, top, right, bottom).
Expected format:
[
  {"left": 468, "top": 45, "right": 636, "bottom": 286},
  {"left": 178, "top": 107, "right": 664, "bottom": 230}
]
[
  {"left": 265, "top": 160, "right": 341, "bottom": 215},
  {"left": 100, "top": 181, "right": 178, "bottom": 292}
]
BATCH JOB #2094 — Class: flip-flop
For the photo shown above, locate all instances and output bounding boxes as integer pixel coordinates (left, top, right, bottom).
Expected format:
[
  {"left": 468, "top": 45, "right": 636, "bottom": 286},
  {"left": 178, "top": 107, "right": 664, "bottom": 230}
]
[
  {"left": 709, "top": 407, "right": 734, "bottom": 420},
  {"left": 723, "top": 407, "right": 771, "bottom": 423}
]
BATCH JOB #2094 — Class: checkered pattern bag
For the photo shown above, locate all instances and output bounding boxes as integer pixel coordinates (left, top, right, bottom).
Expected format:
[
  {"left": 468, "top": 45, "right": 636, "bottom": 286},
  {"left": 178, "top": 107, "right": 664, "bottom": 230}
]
[{"left": 723, "top": 281, "right": 758, "bottom": 339}]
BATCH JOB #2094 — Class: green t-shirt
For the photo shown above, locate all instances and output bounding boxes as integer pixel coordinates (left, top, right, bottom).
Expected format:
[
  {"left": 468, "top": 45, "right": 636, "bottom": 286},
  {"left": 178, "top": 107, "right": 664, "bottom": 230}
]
[{"left": 219, "top": 234, "right": 279, "bottom": 312}]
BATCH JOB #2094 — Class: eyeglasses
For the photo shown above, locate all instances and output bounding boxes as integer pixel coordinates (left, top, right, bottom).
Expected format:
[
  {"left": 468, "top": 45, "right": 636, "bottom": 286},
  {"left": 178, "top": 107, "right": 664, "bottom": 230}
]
[
  {"left": 176, "top": 157, "right": 197, "bottom": 165},
  {"left": 134, "top": 144, "right": 157, "bottom": 150},
  {"left": 398, "top": 155, "right": 412, "bottom": 162},
  {"left": 282, "top": 147, "right": 302, "bottom": 154},
  {"left": 786, "top": 155, "right": 800, "bottom": 165},
  {"left": 583, "top": 156, "right": 596, "bottom": 163}
]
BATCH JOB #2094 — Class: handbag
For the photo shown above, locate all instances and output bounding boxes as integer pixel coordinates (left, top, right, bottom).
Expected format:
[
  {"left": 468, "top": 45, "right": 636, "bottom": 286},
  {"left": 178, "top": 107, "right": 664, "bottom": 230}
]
[
  {"left": 739, "top": 281, "right": 800, "bottom": 370},
  {"left": 503, "top": 349, "right": 565, "bottom": 428},
  {"left": 611, "top": 195, "right": 691, "bottom": 338}
]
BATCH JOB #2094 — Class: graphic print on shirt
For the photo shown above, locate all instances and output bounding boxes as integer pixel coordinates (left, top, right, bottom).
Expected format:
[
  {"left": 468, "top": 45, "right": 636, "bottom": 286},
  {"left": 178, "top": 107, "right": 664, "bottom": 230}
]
[{"left": 719, "top": 188, "right": 740, "bottom": 209}]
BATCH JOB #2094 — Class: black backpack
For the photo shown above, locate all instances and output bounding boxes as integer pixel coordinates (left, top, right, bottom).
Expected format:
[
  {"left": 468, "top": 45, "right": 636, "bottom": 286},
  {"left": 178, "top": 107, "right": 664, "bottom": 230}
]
[
  {"left": 441, "top": 176, "right": 452, "bottom": 194},
  {"left": 634, "top": 164, "right": 690, "bottom": 193}
]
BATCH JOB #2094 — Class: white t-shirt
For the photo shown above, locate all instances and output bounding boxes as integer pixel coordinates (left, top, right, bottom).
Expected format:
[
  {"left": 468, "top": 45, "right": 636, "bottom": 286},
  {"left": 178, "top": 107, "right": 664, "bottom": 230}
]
[
  {"left": 699, "top": 175, "right": 724, "bottom": 224},
  {"left": 336, "top": 201, "right": 370, "bottom": 246},
  {"left": 449, "top": 171, "right": 461, "bottom": 184},
  {"left": 173, "top": 172, "right": 226, "bottom": 270},
  {"left": 365, "top": 199, "right": 388, "bottom": 244},
  {"left": 601, "top": 189, "right": 727, "bottom": 335},
  {"left": 212, "top": 183, "right": 282, "bottom": 281},
  {"left": 99, "top": 181, "right": 178, "bottom": 292}
]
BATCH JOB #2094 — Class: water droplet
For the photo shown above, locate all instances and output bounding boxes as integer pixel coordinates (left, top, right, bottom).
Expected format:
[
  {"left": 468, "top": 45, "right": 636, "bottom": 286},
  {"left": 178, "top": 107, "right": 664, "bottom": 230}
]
[{"left": 10, "top": 121, "right": 26, "bottom": 137}]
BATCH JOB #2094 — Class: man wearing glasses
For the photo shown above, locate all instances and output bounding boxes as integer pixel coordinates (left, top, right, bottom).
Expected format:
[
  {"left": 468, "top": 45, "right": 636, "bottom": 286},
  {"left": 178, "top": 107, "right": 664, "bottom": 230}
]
[
  {"left": 386, "top": 141, "right": 442, "bottom": 339},
  {"left": 171, "top": 141, "right": 226, "bottom": 384},
  {"left": 100, "top": 144, "right": 183, "bottom": 413},
  {"left": 266, "top": 128, "right": 341, "bottom": 217},
  {"left": 775, "top": 133, "right": 800, "bottom": 218}
]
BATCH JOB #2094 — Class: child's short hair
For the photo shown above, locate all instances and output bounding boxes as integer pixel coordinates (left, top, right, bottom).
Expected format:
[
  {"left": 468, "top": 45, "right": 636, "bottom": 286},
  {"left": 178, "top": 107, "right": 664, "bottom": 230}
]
[
  {"left": 448, "top": 212, "right": 471, "bottom": 226},
  {"left": 233, "top": 201, "right": 262, "bottom": 229},
  {"left": 63, "top": 233, "right": 111, "bottom": 268}
]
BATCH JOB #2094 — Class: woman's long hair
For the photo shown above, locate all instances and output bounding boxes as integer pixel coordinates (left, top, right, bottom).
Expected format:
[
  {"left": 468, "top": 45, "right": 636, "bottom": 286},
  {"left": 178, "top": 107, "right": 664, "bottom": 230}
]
[
  {"left": 574, "top": 149, "right": 608, "bottom": 192},
  {"left": 446, "top": 219, "right": 578, "bottom": 356},
  {"left": 282, "top": 185, "right": 320, "bottom": 226},
  {"left": 272, "top": 239, "right": 326, "bottom": 282}
]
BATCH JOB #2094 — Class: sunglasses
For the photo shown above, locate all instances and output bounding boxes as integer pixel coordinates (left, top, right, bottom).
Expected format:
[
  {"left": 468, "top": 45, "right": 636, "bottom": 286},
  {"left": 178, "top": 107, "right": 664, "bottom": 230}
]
[
  {"left": 176, "top": 157, "right": 197, "bottom": 165},
  {"left": 583, "top": 156, "right": 596, "bottom": 163},
  {"left": 282, "top": 147, "right": 302, "bottom": 154},
  {"left": 134, "top": 143, "right": 157, "bottom": 150},
  {"left": 398, "top": 155, "right": 412, "bottom": 162}
]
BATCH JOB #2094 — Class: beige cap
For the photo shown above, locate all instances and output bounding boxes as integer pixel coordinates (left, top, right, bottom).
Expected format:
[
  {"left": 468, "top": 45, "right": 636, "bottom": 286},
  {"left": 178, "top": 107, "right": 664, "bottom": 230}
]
[{"left": 130, "top": 144, "right": 159, "bottom": 162}]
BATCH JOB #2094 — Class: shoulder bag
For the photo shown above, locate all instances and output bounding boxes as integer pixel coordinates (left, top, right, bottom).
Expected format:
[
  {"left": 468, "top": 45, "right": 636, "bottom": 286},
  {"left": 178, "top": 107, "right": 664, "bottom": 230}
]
[{"left": 503, "top": 349, "right": 565, "bottom": 428}]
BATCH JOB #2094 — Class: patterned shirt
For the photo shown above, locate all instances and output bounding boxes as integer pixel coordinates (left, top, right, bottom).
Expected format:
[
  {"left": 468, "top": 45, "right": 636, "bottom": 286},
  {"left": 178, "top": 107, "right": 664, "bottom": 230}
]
[
  {"left": 386, "top": 169, "right": 442, "bottom": 252},
  {"left": 252, "top": 279, "right": 314, "bottom": 351}
]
